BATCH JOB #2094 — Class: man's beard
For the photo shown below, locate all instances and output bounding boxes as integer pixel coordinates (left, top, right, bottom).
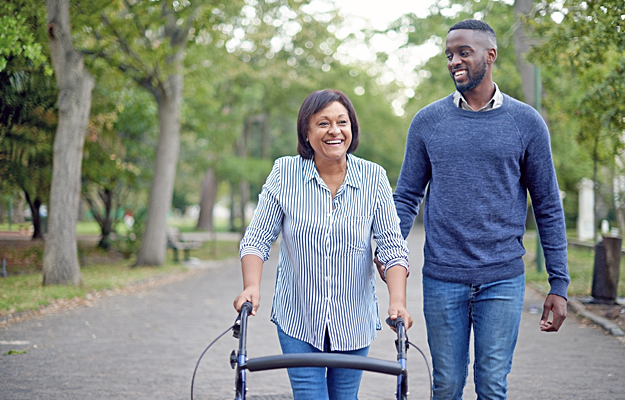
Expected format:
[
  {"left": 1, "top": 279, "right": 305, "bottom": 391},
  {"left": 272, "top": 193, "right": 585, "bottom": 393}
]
[{"left": 453, "top": 58, "right": 487, "bottom": 93}]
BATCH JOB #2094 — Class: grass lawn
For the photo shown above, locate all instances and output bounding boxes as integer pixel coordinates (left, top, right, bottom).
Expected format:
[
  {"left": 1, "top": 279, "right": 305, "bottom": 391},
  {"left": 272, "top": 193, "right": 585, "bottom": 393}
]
[
  {"left": 523, "top": 231, "right": 625, "bottom": 298},
  {"left": 0, "top": 237, "right": 240, "bottom": 318},
  {"left": 0, "top": 218, "right": 235, "bottom": 236}
]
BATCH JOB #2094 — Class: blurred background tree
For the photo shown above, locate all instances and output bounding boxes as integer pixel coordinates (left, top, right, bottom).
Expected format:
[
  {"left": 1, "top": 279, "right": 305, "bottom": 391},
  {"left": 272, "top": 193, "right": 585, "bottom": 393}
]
[
  {"left": 0, "top": 1, "right": 53, "bottom": 239},
  {"left": 528, "top": 0, "right": 625, "bottom": 237},
  {"left": 2, "top": 0, "right": 623, "bottom": 278}
]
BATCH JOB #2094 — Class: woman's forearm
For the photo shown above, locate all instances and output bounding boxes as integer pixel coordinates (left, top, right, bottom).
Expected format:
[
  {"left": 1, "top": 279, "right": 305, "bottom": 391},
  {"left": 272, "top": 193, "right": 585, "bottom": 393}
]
[
  {"left": 385, "top": 265, "right": 408, "bottom": 307},
  {"left": 233, "top": 254, "right": 265, "bottom": 315},
  {"left": 241, "top": 254, "right": 264, "bottom": 289}
]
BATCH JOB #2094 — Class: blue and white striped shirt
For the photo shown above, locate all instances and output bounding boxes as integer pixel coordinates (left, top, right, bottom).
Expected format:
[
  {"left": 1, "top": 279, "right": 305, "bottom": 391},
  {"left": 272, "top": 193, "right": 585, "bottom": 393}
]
[{"left": 240, "top": 154, "right": 409, "bottom": 351}]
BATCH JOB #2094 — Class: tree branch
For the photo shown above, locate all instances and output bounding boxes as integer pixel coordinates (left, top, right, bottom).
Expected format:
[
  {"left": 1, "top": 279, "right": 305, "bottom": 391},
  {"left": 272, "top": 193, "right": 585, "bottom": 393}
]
[
  {"left": 123, "top": 0, "right": 150, "bottom": 42},
  {"left": 99, "top": 11, "right": 151, "bottom": 76},
  {"left": 83, "top": 192, "right": 104, "bottom": 227}
]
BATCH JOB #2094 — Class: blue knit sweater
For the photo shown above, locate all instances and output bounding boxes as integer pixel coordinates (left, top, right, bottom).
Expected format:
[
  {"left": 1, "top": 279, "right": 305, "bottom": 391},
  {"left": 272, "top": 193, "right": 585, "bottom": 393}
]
[{"left": 394, "top": 93, "right": 569, "bottom": 298}]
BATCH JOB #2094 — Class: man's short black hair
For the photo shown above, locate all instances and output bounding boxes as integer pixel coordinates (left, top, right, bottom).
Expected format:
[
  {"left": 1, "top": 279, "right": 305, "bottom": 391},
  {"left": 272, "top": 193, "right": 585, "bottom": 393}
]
[{"left": 448, "top": 19, "right": 497, "bottom": 49}]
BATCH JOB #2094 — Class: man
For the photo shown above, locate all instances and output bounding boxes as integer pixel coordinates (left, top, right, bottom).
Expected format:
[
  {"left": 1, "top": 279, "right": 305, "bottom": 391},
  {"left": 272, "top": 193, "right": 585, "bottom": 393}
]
[{"left": 392, "top": 19, "right": 569, "bottom": 399}]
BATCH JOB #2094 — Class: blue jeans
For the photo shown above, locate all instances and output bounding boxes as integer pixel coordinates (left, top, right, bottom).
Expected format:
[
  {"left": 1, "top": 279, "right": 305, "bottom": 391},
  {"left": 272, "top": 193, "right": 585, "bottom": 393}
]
[
  {"left": 423, "top": 274, "right": 525, "bottom": 400},
  {"left": 276, "top": 324, "right": 369, "bottom": 400}
]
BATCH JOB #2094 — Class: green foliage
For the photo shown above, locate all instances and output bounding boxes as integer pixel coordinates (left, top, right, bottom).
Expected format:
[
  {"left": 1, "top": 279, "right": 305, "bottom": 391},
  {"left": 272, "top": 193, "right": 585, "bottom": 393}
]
[
  {"left": 113, "top": 208, "right": 147, "bottom": 259},
  {"left": 0, "top": 65, "right": 57, "bottom": 236},
  {"left": 81, "top": 70, "right": 147, "bottom": 245},
  {"left": 72, "top": 0, "right": 244, "bottom": 92},
  {"left": 0, "top": 1, "right": 48, "bottom": 73},
  {"left": 529, "top": 0, "right": 625, "bottom": 135},
  {"left": 3, "top": 349, "right": 28, "bottom": 356},
  {"left": 528, "top": 0, "right": 625, "bottom": 228}
]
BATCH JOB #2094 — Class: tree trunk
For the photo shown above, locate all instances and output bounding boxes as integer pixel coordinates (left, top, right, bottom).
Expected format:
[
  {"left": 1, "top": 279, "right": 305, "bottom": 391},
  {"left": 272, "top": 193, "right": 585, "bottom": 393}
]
[
  {"left": 236, "top": 117, "right": 253, "bottom": 234},
  {"left": 77, "top": 197, "right": 84, "bottom": 221},
  {"left": 229, "top": 186, "right": 237, "bottom": 232},
  {"left": 513, "top": 0, "right": 536, "bottom": 108},
  {"left": 239, "top": 182, "right": 250, "bottom": 235},
  {"left": 13, "top": 191, "right": 26, "bottom": 223},
  {"left": 42, "top": 0, "right": 93, "bottom": 286},
  {"left": 84, "top": 188, "right": 115, "bottom": 249},
  {"left": 196, "top": 167, "right": 217, "bottom": 231},
  {"left": 593, "top": 136, "right": 600, "bottom": 242},
  {"left": 98, "top": 188, "right": 114, "bottom": 250},
  {"left": 134, "top": 66, "right": 183, "bottom": 266},
  {"left": 24, "top": 191, "right": 43, "bottom": 239}
]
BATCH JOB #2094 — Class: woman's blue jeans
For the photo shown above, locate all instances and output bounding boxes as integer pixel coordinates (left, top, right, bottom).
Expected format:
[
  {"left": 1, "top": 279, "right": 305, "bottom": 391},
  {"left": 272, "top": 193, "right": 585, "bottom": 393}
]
[
  {"left": 276, "top": 324, "right": 369, "bottom": 400},
  {"left": 423, "top": 274, "right": 525, "bottom": 400}
]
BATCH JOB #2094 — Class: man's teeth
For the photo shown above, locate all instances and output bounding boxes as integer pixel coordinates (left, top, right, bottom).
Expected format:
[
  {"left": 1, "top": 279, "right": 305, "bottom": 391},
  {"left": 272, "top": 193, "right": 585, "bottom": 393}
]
[{"left": 454, "top": 70, "right": 467, "bottom": 77}]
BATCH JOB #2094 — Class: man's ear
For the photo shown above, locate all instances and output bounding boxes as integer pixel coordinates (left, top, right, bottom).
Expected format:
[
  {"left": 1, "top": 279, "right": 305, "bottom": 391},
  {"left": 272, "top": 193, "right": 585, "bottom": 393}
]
[{"left": 487, "top": 47, "right": 497, "bottom": 65}]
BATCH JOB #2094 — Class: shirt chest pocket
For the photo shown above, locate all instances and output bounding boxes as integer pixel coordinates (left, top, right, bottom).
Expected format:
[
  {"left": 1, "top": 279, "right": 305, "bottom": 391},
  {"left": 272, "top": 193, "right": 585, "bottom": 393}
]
[{"left": 335, "top": 214, "right": 374, "bottom": 254}]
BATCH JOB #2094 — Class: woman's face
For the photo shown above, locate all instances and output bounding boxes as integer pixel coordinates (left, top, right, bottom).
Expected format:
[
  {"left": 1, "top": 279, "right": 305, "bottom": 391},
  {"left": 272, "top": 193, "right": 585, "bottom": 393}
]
[{"left": 307, "top": 101, "right": 352, "bottom": 164}]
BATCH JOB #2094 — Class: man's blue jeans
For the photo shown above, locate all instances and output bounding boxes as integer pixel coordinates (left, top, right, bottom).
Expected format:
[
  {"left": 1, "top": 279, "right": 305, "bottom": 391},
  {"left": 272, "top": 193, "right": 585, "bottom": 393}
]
[
  {"left": 276, "top": 324, "right": 369, "bottom": 400},
  {"left": 423, "top": 274, "right": 525, "bottom": 400}
]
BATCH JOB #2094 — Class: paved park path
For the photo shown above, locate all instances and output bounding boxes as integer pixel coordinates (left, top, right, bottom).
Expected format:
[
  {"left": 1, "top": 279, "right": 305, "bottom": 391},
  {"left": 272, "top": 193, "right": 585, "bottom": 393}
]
[{"left": 2, "top": 226, "right": 625, "bottom": 400}]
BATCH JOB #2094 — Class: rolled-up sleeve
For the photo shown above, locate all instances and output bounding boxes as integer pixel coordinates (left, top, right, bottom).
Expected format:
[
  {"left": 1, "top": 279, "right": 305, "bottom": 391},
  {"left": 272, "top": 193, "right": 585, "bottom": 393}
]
[
  {"left": 239, "top": 160, "right": 284, "bottom": 261},
  {"left": 372, "top": 169, "right": 410, "bottom": 276}
]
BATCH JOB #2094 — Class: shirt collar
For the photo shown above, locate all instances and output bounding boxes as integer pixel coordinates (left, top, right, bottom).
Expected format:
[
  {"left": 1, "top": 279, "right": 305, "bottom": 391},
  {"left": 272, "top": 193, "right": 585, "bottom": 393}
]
[
  {"left": 452, "top": 82, "right": 503, "bottom": 111},
  {"left": 302, "top": 154, "right": 361, "bottom": 189},
  {"left": 344, "top": 154, "right": 361, "bottom": 189}
]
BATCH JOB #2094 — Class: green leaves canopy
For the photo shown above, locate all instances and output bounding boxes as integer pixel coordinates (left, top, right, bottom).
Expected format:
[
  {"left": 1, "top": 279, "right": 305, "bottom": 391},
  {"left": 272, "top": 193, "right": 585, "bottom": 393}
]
[{"left": 0, "top": 1, "right": 48, "bottom": 72}]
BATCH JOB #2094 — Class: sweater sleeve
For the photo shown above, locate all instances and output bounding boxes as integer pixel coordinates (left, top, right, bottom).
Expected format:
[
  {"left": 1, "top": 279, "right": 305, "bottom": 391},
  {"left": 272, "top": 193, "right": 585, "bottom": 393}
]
[
  {"left": 520, "top": 108, "right": 570, "bottom": 298},
  {"left": 393, "top": 112, "right": 432, "bottom": 239}
]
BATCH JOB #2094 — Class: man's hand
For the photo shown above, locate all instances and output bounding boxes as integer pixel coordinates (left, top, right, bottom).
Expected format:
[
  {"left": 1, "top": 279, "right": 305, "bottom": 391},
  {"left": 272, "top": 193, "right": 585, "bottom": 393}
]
[
  {"left": 374, "top": 254, "right": 387, "bottom": 283},
  {"left": 540, "top": 294, "right": 567, "bottom": 332}
]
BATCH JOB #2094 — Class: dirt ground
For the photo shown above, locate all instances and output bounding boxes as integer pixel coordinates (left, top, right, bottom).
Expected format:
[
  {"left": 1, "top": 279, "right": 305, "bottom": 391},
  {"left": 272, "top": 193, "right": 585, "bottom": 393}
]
[{"left": 583, "top": 302, "right": 625, "bottom": 329}]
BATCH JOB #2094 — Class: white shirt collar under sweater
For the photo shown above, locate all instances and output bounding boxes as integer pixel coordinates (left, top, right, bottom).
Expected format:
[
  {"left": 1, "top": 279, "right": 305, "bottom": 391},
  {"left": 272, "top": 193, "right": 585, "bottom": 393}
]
[{"left": 453, "top": 82, "right": 503, "bottom": 111}]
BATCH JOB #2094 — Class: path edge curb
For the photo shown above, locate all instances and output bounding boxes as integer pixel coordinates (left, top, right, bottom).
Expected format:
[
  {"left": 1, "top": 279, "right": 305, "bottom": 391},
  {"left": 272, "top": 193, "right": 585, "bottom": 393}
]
[
  {"left": 568, "top": 298, "right": 625, "bottom": 337},
  {"left": 527, "top": 284, "right": 624, "bottom": 337}
]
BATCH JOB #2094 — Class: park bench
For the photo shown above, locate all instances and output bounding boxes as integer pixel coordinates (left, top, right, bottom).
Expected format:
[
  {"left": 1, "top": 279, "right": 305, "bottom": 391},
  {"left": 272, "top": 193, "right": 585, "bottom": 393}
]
[{"left": 166, "top": 228, "right": 202, "bottom": 262}]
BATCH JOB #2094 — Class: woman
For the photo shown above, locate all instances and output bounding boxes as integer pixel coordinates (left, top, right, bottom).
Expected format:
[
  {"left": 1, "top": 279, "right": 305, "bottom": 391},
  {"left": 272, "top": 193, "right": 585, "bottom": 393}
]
[{"left": 233, "top": 89, "right": 411, "bottom": 400}]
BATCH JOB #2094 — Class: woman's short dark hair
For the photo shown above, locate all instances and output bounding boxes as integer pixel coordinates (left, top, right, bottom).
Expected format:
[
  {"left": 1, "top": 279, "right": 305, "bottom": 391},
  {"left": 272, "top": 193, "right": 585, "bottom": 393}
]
[{"left": 296, "top": 89, "right": 360, "bottom": 159}]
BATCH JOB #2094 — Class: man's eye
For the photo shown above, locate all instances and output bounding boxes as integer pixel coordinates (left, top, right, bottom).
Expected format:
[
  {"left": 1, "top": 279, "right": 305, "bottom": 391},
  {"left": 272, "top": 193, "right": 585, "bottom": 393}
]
[{"left": 446, "top": 54, "right": 452, "bottom": 60}]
